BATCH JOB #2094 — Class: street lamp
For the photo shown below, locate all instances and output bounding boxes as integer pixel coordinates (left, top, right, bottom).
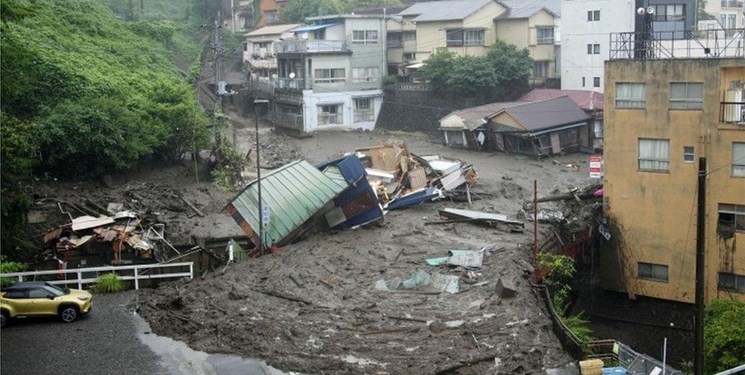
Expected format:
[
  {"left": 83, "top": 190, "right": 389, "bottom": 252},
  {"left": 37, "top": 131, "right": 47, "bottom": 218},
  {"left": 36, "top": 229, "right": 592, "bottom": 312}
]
[{"left": 253, "top": 98, "right": 269, "bottom": 254}]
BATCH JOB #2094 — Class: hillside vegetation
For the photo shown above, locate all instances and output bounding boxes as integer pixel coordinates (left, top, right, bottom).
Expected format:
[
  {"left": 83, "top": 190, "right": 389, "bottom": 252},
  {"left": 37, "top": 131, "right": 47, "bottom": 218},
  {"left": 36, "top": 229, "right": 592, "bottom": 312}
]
[{"left": 0, "top": 0, "right": 213, "bottom": 259}]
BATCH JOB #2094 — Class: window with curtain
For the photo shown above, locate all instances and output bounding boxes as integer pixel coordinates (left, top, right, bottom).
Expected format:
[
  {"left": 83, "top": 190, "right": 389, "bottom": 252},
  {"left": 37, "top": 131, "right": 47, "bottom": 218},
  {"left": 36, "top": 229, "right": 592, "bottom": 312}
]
[
  {"left": 537, "top": 27, "right": 554, "bottom": 44},
  {"left": 464, "top": 30, "right": 485, "bottom": 46},
  {"left": 638, "top": 138, "right": 670, "bottom": 171},
  {"left": 532, "top": 61, "right": 548, "bottom": 78},
  {"left": 733, "top": 142, "right": 745, "bottom": 177},
  {"left": 403, "top": 31, "right": 416, "bottom": 41},
  {"left": 683, "top": 146, "right": 695, "bottom": 163},
  {"left": 670, "top": 82, "right": 703, "bottom": 110},
  {"left": 616, "top": 83, "right": 646, "bottom": 108}
]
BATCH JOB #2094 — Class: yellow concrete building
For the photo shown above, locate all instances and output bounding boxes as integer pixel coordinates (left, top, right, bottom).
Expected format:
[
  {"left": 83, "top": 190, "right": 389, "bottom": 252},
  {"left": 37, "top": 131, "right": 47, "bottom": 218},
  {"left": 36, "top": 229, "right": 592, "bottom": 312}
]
[{"left": 602, "top": 56, "right": 745, "bottom": 304}]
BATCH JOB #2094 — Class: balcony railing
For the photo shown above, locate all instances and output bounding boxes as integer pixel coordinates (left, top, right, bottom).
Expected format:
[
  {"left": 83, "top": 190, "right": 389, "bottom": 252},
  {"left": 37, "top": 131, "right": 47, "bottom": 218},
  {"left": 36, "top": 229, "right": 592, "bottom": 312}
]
[
  {"left": 720, "top": 101, "right": 745, "bottom": 124},
  {"left": 275, "top": 77, "right": 305, "bottom": 90},
  {"left": 610, "top": 28, "right": 744, "bottom": 60},
  {"left": 277, "top": 39, "right": 347, "bottom": 53},
  {"left": 387, "top": 39, "right": 403, "bottom": 48}
]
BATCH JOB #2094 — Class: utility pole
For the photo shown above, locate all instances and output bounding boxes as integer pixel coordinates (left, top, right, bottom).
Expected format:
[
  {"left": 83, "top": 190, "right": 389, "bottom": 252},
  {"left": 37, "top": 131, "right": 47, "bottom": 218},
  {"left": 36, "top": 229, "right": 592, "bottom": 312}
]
[{"left": 694, "top": 156, "right": 706, "bottom": 375}]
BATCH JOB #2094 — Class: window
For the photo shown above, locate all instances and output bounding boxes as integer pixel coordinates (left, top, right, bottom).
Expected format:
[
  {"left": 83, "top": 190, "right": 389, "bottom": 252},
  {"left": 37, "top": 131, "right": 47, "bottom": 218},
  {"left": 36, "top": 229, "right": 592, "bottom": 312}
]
[
  {"left": 314, "top": 68, "right": 345, "bottom": 84},
  {"left": 683, "top": 146, "right": 695, "bottom": 163},
  {"left": 532, "top": 61, "right": 549, "bottom": 78},
  {"left": 587, "top": 44, "right": 600, "bottom": 54},
  {"left": 593, "top": 77, "right": 600, "bottom": 88},
  {"left": 464, "top": 29, "right": 485, "bottom": 46},
  {"left": 318, "top": 104, "right": 343, "bottom": 125},
  {"left": 354, "top": 98, "right": 374, "bottom": 122},
  {"left": 352, "top": 67, "right": 379, "bottom": 83},
  {"left": 718, "top": 204, "right": 745, "bottom": 238},
  {"left": 670, "top": 82, "right": 703, "bottom": 110},
  {"left": 582, "top": 77, "right": 586, "bottom": 87},
  {"left": 537, "top": 27, "right": 554, "bottom": 44},
  {"left": 4, "top": 289, "right": 26, "bottom": 298},
  {"left": 718, "top": 272, "right": 745, "bottom": 293},
  {"left": 352, "top": 30, "right": 378, "bottom": 45},
  {"left": 732, "top": 143, "right": 745, "bottom": 177},
  {"left": 446, "top": 29, "right": 485, "bottom": 47},
  {"left": 587, "top": 10, "right": 600, "bottom": 21},
  {"left": 638, "top": 262, "right": 669, "bottom": 282},
  {"left": 28, "top": 288, "right": 50, "bottom": 298},
  {"left": 403, "top": 52, "right": 416, "bottom": 61},
  {"left": 403, "top": 31, "right": 416, "bottom": 41},
  {"left": 638, "top": 138, "right": 670, "bottom": 171},
  {"left": 616, "top": 83, "right": 646, "bottom": 108},
  {"left": 653, "top": 4, "right": 685, "bottom": 21}
]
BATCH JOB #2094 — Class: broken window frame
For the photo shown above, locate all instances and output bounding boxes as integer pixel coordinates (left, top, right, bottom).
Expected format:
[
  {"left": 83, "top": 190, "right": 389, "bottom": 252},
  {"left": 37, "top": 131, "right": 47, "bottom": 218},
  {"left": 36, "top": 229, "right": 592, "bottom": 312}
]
[
  {"left": 718, "top": 272, "right": 745, "bottom": 293},
  {"left": 638, "top": 138, "right": 670, "bottom": 172},
  {"left": 317, "top": 104, "right": 343, "bottom": 125},
  {"left": 637, "top": 262, "right": 669, "bottom": 282},
  {"left": 353, "top": 98, "right": 374, "bottom": 123},
  {"left": 718, "top": 203, "right": 745, "bottom": 238}
]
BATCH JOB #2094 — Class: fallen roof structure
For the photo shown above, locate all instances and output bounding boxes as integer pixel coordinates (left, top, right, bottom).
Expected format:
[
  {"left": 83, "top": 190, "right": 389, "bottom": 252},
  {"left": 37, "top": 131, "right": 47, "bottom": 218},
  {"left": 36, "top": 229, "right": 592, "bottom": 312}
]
[{"left": 225, "top": 160, "right": 347, "bottom": 249}]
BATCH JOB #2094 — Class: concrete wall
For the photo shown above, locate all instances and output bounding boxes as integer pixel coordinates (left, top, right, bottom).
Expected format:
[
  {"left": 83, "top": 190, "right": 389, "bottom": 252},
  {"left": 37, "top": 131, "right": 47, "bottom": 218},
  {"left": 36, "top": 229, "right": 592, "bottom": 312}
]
[
  {"left": 602, "top": 58, "right": 745, "bottom": 304},
  {"left": 560, "top": 0, "right": 635, "bottom": 92}
]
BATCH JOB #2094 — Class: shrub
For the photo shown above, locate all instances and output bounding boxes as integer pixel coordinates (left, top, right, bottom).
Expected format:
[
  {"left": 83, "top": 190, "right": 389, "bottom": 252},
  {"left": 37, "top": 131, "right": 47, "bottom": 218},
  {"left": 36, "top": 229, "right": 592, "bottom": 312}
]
[
  {"left": 95, "top": 273, "right": 125, "bottom": 293},
  {"left": 562, "top": 313, "right": 593, "bottom": 349},
  {"left": 0, "top": 257, "right": 28, "bottom": 286}
]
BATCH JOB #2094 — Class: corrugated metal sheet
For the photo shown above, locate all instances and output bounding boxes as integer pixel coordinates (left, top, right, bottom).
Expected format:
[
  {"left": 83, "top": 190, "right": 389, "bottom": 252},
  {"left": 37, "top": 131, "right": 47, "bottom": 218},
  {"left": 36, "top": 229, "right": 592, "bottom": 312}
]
[{"left": 227, "top": 160, "right": 347, "bottom": 248}]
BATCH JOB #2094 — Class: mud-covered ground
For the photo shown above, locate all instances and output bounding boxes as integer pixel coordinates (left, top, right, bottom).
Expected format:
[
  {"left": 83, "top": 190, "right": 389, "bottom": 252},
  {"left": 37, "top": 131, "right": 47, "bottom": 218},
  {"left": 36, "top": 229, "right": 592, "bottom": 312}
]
[
  {"left": 28, "top": 118, "right": 594, "bottom": 374},
  {"left": 133, "top": 122, "right": 592, "bottom": 374}
]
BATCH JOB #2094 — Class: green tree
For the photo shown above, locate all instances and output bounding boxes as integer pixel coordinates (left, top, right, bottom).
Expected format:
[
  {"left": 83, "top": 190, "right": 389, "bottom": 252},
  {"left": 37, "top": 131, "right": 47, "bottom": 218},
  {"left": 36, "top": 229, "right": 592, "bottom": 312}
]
[
  {"left": 419, "top": 40, "right": 532, "bottom": 99},
  {"left": 282, "top": 0, "right": 343, "bottom": 22},
  {"left": 704, "top": 299, "right": 745, "bottom": 374},
  {"left": 419, "top": 49, "right": 456, "bottom": 91}
]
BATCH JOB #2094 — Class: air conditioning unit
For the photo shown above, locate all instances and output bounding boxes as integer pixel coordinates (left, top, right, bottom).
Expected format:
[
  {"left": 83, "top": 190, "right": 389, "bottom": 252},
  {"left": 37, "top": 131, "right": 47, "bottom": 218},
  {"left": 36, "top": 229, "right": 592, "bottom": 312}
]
[{"left": 724, "top": 89, "right": 744, "bottom": 122}]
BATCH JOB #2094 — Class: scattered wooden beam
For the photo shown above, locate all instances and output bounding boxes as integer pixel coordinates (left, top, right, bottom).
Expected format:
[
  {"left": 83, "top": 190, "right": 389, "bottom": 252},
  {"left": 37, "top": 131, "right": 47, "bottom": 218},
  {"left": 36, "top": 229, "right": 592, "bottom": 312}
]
[{"left": 181, "top": 197, "right": 205, "bottom": 217}]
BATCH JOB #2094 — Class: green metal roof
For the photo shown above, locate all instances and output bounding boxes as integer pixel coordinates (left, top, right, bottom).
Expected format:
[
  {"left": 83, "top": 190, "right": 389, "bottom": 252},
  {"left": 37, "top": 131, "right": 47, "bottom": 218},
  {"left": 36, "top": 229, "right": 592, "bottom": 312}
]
[{"left": 228, "top": 160, "right": 347, "bottom": 247}]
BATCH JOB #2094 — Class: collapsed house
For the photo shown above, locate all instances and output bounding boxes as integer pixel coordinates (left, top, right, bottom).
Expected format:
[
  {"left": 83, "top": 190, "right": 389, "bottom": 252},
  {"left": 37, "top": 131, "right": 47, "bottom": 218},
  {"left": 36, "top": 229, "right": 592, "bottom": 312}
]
[
  {"left": 439, "top": 96, "right": 593, "bottom": 157},
  {"left": 225, "top": 141, "right": 478, "bottom": 251}
]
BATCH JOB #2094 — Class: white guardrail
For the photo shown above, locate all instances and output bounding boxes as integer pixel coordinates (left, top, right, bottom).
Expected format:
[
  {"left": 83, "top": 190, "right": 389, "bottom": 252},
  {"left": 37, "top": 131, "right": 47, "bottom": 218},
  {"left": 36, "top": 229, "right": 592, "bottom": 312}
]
[{"left": 0, "top": 262, "right": 194, "bottom": 290}]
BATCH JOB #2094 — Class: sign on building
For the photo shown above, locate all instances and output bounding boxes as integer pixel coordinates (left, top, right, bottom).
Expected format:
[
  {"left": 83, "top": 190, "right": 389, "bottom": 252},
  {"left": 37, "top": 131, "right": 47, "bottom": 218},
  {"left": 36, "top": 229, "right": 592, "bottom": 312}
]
[{"left": 589, "top": 155, "right": 603, "bottom": 179}]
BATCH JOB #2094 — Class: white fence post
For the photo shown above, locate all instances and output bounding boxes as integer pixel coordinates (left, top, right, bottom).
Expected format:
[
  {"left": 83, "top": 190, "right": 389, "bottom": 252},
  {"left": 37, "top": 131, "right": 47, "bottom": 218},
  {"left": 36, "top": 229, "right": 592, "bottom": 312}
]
[
  {"left": 189, "top": 263, "right": 193, "bottom": 279},
  {"left": 77, "top": 270, "right": 82, "bottom": 290},
  {"left": 134, "top": 268, "right": 139, "bottom": 290}
]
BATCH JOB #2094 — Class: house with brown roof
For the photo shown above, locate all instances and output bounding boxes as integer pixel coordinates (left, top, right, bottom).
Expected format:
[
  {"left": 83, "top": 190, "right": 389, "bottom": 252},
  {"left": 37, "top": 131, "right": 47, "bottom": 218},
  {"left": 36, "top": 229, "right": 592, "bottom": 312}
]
[
  {"left": 439, "top": 96, "right": 591, "bottom": 156},
  {"left": 519, "top": 88, "right": 604, "bottom": 150}
]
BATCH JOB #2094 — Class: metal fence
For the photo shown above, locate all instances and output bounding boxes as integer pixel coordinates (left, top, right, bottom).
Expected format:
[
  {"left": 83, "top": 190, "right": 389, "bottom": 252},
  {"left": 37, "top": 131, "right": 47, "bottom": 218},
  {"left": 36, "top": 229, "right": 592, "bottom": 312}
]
[
  {"left": 610, "top": 28, "right": 744, "bottom": 60},
  {"left": 587, "top": 340, "right": 683, "bottom": 375}
]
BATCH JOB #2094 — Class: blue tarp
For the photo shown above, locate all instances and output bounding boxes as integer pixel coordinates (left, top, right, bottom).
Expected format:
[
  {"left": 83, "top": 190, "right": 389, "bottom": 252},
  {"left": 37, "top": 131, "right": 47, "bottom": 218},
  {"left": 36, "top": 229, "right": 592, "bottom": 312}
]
[{"left": 292, "top": 23, "right": 339, "bottom": 33}]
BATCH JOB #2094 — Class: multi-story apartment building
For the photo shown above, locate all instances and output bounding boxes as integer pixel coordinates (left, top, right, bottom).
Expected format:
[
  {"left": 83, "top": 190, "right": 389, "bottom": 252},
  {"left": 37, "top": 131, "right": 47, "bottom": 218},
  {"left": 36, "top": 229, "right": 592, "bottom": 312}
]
[
  {"left": 703, "top": 0, "right": 745, "bottom": 29},
  {"left": 389, "top": 0, "right": 561, "bottom": 83},
  {"left": 243, "top": 24, "right": 302, "bottom": 81},
  {"left": 264, "top": 14, "right": 386, "bottom": 133},
  {"left": 561, "top": 0, "right": 696, "bottom": 92},
  {"left": 600, "top": 37, "right": 745, "bottom": 303}
]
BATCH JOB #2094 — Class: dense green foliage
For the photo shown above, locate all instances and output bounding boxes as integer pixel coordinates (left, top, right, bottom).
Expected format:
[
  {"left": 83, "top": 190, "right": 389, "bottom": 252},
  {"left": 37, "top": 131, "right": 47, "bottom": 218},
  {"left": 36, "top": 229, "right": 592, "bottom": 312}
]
[
  {"left": 0, "top": 257, "right": 28, "bottom": 286},
  {"left": 420, "top": 40, "right": 532, "bottom": 99},
  {"left": 704, "top": 299, "right": 745, "bottom": 373},
  {"left": 283, "top": 0, "right": 403, "bottom": 22},
  {"left": 1, "top": 0, "right": 210, "bottom": 260},
  {"left": 95, "top": 273, "right": 126, "bottom": 293}
]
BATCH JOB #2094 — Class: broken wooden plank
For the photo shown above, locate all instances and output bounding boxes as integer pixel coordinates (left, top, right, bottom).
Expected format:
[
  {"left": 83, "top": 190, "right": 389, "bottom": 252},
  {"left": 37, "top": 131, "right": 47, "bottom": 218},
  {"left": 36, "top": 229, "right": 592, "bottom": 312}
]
[
  {"left": 386, "top": 315, "right": 428, "bottom": 323},
  {"left": 181, "top": 197, "right": 205, "bottom": 217}
]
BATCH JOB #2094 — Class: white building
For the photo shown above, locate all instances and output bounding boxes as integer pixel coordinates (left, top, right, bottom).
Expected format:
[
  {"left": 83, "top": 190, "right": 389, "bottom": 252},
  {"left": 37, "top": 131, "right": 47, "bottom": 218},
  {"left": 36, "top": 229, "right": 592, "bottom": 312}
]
[
  {"left": 704, "top": 0, "right": 745, "bottom": 29},
  {"left": 560, "top": 0, "right": 635, "bottom": 92}
]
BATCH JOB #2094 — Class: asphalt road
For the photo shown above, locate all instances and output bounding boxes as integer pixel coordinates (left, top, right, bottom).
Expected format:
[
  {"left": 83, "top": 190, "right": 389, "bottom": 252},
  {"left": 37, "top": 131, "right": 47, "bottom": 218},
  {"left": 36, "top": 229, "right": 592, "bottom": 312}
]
[
  {"left": 1, "top": 290, "right": 292, "bottom": 375},
  {"left": 1, "top": 291, "right": 165, "bottom": 375}
]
